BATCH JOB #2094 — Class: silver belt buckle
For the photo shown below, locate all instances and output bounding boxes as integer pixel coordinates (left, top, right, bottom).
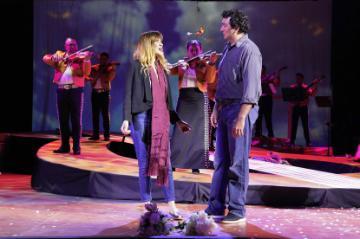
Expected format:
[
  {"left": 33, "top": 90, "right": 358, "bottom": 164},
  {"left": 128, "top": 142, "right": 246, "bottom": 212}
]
[{"left": 64, "top": 84, "right": 71, "bottom": 90}]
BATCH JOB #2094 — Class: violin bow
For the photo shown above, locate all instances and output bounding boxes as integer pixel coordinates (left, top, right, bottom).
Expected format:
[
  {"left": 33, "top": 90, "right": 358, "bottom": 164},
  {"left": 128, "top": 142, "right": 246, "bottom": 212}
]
[
  {"left": 63, "top": 44, "right": 93, "bottom": 61},
  {"left": 169, "top": 50, "right": 213, "bottom": 68}
]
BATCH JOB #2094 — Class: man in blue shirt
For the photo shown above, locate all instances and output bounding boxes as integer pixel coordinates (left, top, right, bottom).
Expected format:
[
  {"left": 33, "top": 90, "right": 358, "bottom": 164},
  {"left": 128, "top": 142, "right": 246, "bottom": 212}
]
[{"left": 205, "top": 9, "right": 262, "bottom": 223}]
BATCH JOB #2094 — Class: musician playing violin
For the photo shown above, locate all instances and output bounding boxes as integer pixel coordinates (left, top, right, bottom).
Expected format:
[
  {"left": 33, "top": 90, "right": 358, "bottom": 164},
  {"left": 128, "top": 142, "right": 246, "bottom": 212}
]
[
  {"left": 170, "top": 39, "right": 218, "bottom": 174},
  {"left": 289, "top": 72, "right": 319, "bottom": 147},
  {"left": 87, "top": 52, "right": 117, "bottom": 141},
  {"left": 254, "top": 65, "right": 284, "bottom": 138},
  {"left": 42, "top": 37, "right": 92, "bottom": 155}
]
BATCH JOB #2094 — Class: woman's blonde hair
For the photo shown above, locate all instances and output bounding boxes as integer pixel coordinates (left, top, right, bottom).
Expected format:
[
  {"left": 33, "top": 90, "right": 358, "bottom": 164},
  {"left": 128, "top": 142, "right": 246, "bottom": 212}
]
[{"left": 133, "top": 31, "right": 170, "bottom": 74}]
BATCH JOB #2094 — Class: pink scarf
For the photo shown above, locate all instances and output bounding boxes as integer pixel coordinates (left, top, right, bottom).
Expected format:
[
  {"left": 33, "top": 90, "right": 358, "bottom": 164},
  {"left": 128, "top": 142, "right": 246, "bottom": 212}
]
[{"left": 148, "top": 63, "right": 170, "bottom": 186}]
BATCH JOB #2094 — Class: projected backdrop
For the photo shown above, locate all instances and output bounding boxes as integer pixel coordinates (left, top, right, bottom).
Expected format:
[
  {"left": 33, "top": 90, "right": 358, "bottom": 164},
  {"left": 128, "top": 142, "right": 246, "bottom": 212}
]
[{"left": 33, "top": 0, "right": 331, "bottom": 146}]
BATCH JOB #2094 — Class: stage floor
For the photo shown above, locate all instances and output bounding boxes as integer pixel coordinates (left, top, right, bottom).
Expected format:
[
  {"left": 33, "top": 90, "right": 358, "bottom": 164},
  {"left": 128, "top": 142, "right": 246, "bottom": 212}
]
[{"left": 1, "top": 174, "right": 360, "bottom": 238}]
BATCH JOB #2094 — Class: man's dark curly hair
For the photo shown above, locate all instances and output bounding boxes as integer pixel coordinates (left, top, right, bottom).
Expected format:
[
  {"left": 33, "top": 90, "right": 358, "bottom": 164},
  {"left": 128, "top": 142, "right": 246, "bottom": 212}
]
[{"left": 222, "top": 9, "right": 250, "bottom": 34}]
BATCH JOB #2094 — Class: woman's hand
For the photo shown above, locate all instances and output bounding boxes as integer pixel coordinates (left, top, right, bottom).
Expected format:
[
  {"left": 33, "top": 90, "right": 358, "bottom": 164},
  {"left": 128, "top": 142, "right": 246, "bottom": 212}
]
[
  {"left": 121, "top": 120, "right": 131, "bottom": 135},
  {"left": 210, "top": 108, "right": 218, "bottom": 128},
  {"left": 208, "top": 52, "right": 218, "bottom": 65},
  {"left": 176, "top": 120, "right": 191, "bottom": 133}
]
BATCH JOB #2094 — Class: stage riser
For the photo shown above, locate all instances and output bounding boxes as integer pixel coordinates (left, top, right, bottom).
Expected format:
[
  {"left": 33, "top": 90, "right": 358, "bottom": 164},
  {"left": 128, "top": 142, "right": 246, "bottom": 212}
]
[
  {"left": 31, "top": 157, "right": 360, "bottom": 208},
  {"left": 2, "top": 133, "right": 355, "bottom": 208}
]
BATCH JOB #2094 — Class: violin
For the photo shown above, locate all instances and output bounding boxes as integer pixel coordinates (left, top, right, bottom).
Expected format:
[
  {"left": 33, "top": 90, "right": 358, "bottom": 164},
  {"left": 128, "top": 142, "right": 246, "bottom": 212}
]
[
  {"left": 63, "top": 51, "right": 93, "bottom": 64},
  {"left": 262, "top": 66, "right": 287, "bottom": 86},
  {"left": 91, "top": 61, "right": 120, "bottom": 75},
  {"left": 169, "top": 50, "right": 222, "bottom": 69},
  {"left": 91, "top": 61, "right": 120, "bottom": 70},
  {"left": 62, "top": 45, "right": 94, "bottom": 64},
  {"left": 306, "top": 75, "right": 325, "bottom": 90}
]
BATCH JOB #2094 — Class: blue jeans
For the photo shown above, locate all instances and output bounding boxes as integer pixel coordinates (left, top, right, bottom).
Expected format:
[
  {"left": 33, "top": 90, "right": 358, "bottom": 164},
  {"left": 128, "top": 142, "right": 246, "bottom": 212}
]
[
  {"left": 130, "top": 110, "right": 175, "bottom": 202},
  {"left": 208, "top": 103, "right": 258, "bottom": 217}
]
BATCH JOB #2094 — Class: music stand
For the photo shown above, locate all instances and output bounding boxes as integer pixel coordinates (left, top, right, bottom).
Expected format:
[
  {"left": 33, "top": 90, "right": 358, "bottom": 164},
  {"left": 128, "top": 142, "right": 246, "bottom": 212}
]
[
  {"left": 315, "top": 96, "right": 332, "bottom": 156},
  {"left": 315, "top": 96, "right": 332, "bottom": 107}
]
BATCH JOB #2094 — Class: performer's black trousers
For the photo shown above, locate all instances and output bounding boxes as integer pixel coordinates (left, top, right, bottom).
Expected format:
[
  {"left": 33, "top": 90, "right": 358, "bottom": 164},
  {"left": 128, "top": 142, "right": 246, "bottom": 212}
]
[
  {"left": 56, "top": 88, "right": 83, "bottom": 150},
  {"left": 209, "top": 99, "right": 216, "bottom": 149},
  {"left": 290, "top": 105, "right": 310, "bottom": 145},
  {"left": 91, "top": 90, "right": 110, "bottom": 138},
  {"left": 255, "top": 95, "right": 274, "bottom": 137}
]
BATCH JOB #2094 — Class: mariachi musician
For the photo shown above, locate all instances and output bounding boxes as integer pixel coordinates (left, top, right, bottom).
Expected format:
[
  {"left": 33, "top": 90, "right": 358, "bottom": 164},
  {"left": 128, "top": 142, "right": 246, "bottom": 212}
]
[
  {"left": 42, "top": 38, "right": 92, "bottom": 155},
  {"left": 87, "top": 52, "right": 118, "bottom": 141},
  {"left": 255, "top": 65, "right": 286, "bottom": 138},
  {"left": 170, "top": 39, "right": 219, "bottom": 174},
  {"left": 289, "top": 72, "right": 322, "bottom": 147}
]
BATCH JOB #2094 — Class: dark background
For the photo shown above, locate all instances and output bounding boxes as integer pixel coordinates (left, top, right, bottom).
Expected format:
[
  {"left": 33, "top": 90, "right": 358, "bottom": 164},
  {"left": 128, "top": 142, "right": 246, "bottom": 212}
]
[
  {"left": 331, "top": 0, "right": 360, "bottom": 155},
  {"left": 0, "top": 0, "right": 359, "bottom": 155},
  {"left": 0, "top": 1, "right": 33, "bottom": 132}
]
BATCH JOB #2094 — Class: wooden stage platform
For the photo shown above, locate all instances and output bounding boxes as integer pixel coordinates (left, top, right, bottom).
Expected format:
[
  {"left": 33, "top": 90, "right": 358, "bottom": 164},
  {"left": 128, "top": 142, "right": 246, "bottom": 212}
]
[{"left": 25, "top": 134, "right": 360, "bottom": 208}]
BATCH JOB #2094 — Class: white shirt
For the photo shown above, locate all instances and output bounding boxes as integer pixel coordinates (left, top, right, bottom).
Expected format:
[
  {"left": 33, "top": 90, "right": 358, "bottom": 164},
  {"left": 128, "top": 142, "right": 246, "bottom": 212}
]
[
  {"left": 59, "top": 65, "right": 74, "bottom": 85},
  {"left": 181, "top": 67, "right": 197, "bottom": 88},
  {"left": 94, "top": 77, "right": 103, "bottom": 89}
]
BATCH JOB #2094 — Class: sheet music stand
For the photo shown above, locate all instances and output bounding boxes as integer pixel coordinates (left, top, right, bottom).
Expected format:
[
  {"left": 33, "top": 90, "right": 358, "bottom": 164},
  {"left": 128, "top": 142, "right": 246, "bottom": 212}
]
[
  {"left": 315, "top": 96, "right": 332, "bottom": 156},
  {"left": 315, "top": 96, "right": 332, "bottom": 108}
]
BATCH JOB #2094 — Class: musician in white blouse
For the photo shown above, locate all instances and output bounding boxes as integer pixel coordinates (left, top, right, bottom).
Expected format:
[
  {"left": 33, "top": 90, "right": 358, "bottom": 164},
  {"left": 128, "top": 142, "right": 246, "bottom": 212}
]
[{"left": 170, "top": 40, "right": 218, "bottom": 174}]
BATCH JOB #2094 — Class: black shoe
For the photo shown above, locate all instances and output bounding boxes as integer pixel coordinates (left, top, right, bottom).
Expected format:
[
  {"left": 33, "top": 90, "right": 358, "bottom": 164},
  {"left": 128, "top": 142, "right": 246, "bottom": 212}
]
[
  {"left": 204, "top": 207, "right": 225, "bottom": 218},
  {"left": 306, "top": 142, "right": 312, "bottom": 147},
  {"left": 104, "top": 136, "right": 110, "bottom": 141},
  {"left": 88, "top": 136, "right": 100, "bottom": 140},
  {"left": 53, "top": 147, "right": 70, "bottom": 154},
  {"left": 73, "top": 148, "right": 81, "bottom": 155},
  {"left": 192, "top": 169, "right": 200, "bottom": 174},
  {"left": 221, "top": 212, "right": 246, "bottom": 224},
  {"left": 172, "top": 168, "right": 176, "bottom": 172}
]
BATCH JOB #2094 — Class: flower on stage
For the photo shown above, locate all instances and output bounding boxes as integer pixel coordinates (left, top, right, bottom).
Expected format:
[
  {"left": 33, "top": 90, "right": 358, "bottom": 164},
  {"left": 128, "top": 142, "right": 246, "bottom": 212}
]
[
  {"left": 138, "top": 203, "right": 217, "bottom": 236},
  {"left": 138, "top": 202, "right": 176, "bottom": 236},
  {"left": 183, "top": 211, "right": 218, "bottom": 236}
]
